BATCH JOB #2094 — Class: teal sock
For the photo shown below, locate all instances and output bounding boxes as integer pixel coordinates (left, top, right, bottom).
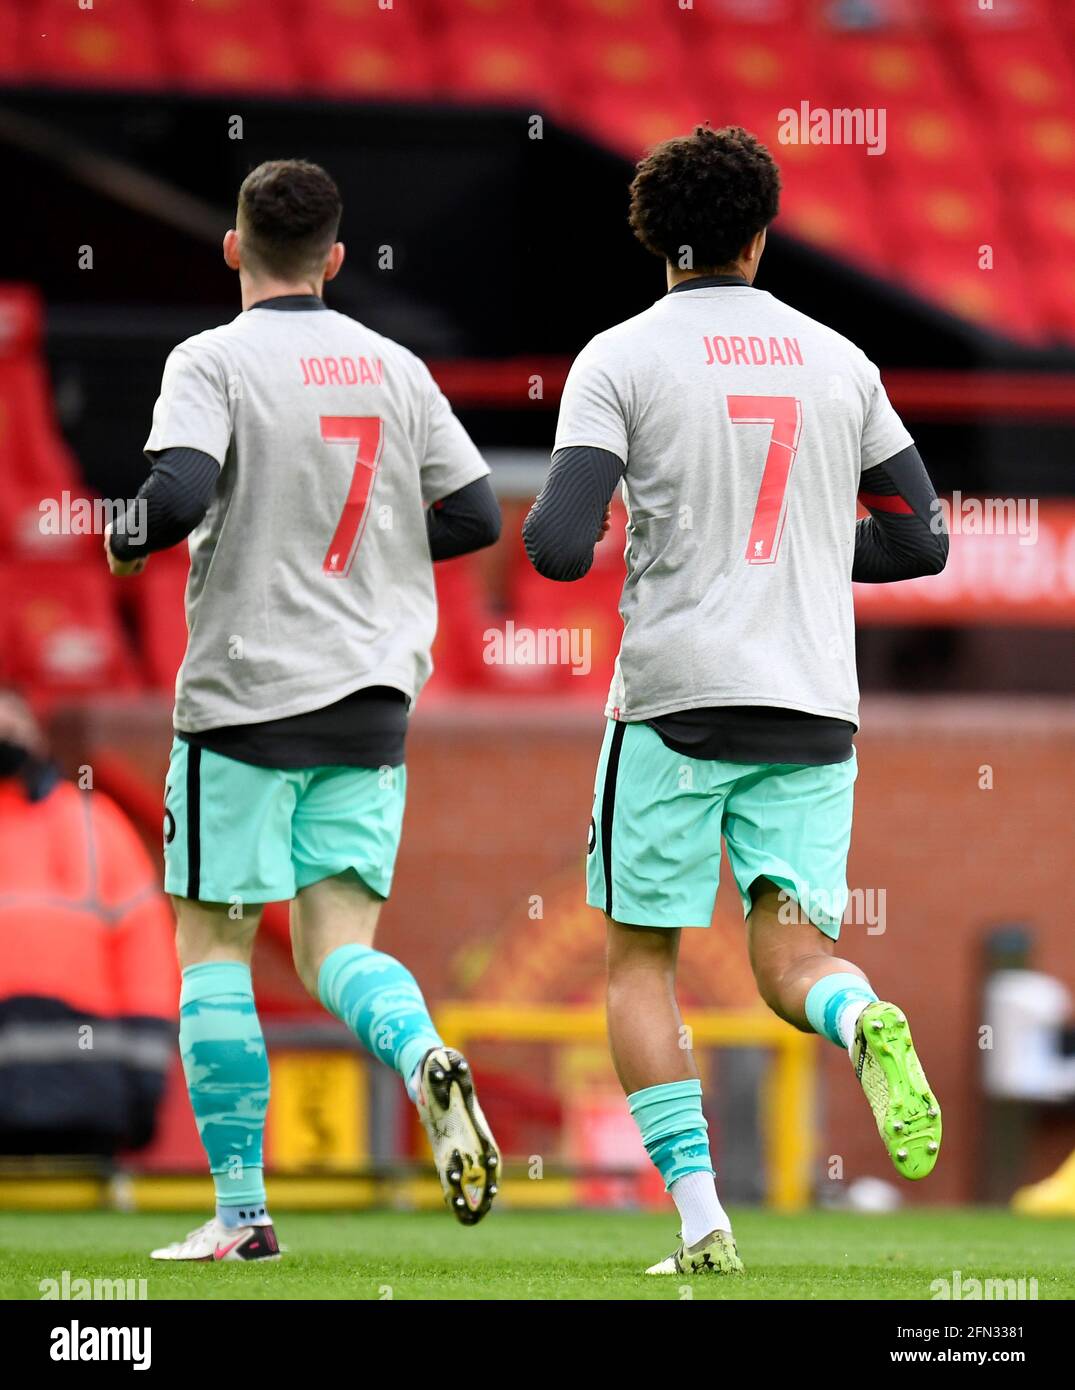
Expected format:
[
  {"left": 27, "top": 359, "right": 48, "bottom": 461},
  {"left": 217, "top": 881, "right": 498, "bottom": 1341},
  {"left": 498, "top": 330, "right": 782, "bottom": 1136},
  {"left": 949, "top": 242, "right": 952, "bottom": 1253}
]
[
  {"left": 179, "top": 962, "right": 269, "bottom": 1209},
  {"left": 627, "top": 1079, "right": 714, "bottom": 1191},
  {"left": 318, "top": 944, "right": 443, "bottom": 1092},
  {"left": 804, "top": 972, "right": 879, "bottom": 1048}
]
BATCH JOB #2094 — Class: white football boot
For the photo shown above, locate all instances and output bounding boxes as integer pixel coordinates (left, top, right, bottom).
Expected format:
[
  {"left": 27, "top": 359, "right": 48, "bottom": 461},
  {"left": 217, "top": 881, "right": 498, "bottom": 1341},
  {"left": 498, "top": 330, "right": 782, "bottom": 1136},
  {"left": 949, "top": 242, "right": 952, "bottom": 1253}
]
[
  {"left": 150, "top": 1215, "right": 280, "bottom": 1262},
  {"left": 415, "top": 1046, "right": 501, "bottom": 1225},
  {"left": 646, "top": 1228, "right": 744, "bottom": 1275}
]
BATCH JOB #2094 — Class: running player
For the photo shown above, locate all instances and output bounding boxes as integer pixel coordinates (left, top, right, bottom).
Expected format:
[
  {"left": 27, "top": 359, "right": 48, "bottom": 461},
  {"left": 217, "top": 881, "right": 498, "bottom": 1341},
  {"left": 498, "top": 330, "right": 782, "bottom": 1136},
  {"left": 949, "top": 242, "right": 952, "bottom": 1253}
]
[
  {"left": 105, "top": 160, "right": 502, "bottom": 1261},
  {"left": 524, "top": 127, "right": 948, "bottom": 1276}
]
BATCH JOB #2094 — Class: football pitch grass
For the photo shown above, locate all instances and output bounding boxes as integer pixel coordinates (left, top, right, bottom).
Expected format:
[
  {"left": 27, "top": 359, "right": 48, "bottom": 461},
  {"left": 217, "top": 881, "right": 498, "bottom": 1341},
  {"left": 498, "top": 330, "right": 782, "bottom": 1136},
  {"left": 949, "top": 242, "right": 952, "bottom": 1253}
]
[{"left": 1, "top": 1208, "right": 1073, "bottom": 1301}]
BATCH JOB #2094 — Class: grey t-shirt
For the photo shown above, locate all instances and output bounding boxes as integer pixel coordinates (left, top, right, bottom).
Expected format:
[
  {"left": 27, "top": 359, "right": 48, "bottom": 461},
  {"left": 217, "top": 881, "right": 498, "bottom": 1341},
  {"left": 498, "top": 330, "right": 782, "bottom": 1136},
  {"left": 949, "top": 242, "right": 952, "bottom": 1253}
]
[
  {"left": 553, "top": 283, "right": 912, "bottom": 727},
  {"left": 145, "top": 301, "right": 489, "bottom": 732}
]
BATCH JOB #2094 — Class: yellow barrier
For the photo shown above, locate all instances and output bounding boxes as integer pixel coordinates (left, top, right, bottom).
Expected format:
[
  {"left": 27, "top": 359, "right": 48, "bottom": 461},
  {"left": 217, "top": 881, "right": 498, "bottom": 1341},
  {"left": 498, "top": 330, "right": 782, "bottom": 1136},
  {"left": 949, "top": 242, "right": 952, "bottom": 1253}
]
[{"left": 436, "top": 1002, "right": 817, "bottom": 1211}]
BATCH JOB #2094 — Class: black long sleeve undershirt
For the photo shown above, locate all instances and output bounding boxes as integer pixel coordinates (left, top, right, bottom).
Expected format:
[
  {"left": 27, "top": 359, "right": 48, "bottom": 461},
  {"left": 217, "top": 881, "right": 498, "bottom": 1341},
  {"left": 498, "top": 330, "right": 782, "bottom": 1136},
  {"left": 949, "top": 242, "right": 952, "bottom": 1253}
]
[
  {"left": 109, "top": 449, "right": 502, "bottom": 563},
  {"left": 109, "top": 447, "right": 220, "bottom": 560},
  {"left": 853, "top": 443, "right": 949, "bottom": 582},
  {"left": 523, "top": 445, "right": 626, "bottom": 581},
  {"left": 426, "top": 475, "right": 502, "bottom": 559}
]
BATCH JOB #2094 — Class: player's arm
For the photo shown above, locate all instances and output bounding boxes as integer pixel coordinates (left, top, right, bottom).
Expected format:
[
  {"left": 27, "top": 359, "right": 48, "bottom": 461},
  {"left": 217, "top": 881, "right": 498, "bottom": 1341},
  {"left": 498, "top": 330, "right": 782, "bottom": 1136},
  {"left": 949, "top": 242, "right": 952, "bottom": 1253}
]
[
  {"left": 526, "top": 338, "right": 629, "bottom": 581},
  {"left": 106, "top": 340, "right": 231, "bottom": 576},
  {"left": 523, "top": 445, "right": 624, "bottom": 581},
  {"left": 427, "top": 474, "right": 501, "bottom": 560},
  {"left": 417, "top": 364, "right": 499, "bottom": 557},
  {"left": 853, "top": 443, "right": 949, "bottom": 583},
  {"left": 107, "top": 446, "right": 220, "bottom": 565}
]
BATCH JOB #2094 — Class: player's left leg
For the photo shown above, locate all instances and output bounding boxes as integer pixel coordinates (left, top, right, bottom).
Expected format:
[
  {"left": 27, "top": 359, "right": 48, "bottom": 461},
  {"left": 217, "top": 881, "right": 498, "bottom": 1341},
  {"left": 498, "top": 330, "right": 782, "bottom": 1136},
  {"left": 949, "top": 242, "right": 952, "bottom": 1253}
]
[
  {"left": 725, "top": 757, "right": 941, "bottom": 1181},
  {"left": 591, "top": 720, "right": 743, "bottom": 1274},
  {"left": 606, "top": 917, "right": 742, "bottom": 1276},
  {"left": 151, "top": 896, "right": 280, "bottom": 1261},
  {"left": 289, "top": 765, "right": 499, "bottom": 1225},
  {"left": 153, "top": 741, "right": 295, "bottom": 1262}
]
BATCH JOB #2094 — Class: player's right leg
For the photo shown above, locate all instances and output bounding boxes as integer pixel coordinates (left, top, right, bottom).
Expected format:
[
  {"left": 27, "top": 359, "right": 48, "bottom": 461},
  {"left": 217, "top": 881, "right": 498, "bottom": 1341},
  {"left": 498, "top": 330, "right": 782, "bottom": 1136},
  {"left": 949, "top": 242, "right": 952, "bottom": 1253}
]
[
  {"left": 152, "top": 739, "right": 296, "bottom": 1261},
  {"left": 590, "top": 720, "right": 743, "bottom": 1275},
  {"left": 288, "top": 766, "right": 499, "bottom": 1225},
  {"left": 724, "top": 761, "right": 942, "bottom": 1182}
]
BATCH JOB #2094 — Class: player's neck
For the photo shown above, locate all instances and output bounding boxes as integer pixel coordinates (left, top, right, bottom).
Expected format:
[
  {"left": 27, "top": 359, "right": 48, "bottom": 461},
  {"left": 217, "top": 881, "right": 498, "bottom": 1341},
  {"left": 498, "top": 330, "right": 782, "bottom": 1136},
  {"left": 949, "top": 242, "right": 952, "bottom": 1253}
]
[
  {"left": 239, "top": 276, "right": 324, "bottom": 311},
  {"left": 666, "top": 263, "right": 751, "bottom": 291}
]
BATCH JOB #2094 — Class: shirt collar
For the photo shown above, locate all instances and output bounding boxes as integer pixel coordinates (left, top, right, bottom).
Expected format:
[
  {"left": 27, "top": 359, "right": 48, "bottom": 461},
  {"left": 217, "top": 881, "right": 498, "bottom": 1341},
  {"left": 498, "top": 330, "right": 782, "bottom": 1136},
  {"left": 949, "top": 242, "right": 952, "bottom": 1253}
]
[
  {"left": 668, "top": 274, "right": 751, "bottom": 294},
  {"left": 249, "top": 294, "right": 327, "bottom": 311}
]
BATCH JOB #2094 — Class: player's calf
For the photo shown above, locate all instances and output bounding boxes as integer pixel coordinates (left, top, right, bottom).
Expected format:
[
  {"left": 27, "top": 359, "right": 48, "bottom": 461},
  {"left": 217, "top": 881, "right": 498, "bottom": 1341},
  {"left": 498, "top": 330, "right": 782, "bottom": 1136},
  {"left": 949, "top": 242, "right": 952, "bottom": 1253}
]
[
  {"left": 316, "top": 938, "right": 501, "bottom": 1224},
  {"left": 748, "top": 885, "right": 942, "bottom": 1181},
  {"left": 166, "top": 918, "right": 279, "bottom": 1263},
  {"left": 804, "top": 976, "right": 942, "bottom": 1180}
]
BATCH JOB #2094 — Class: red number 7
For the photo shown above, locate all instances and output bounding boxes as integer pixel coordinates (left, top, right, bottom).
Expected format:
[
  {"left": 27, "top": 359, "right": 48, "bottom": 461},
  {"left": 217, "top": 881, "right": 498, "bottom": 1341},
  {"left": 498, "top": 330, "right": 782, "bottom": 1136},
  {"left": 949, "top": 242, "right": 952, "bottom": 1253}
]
[
  {"left": 727, "top": 395, "right": 802, "bottom": 564},
  {"left": 319, "top": 415, "right": 384, "bottom": 577}
]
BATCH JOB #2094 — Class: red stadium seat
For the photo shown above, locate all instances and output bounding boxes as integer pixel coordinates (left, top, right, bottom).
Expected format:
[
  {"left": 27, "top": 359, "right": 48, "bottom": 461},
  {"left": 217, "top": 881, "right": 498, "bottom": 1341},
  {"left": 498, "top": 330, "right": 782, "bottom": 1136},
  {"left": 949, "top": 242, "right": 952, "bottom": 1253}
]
[
  {"left": 1034, "top": 257, "right": 1075, "bottom": 339},
  {"left": 158, "top": 0, "right": 270, "bottom": 18},
  {"left": 960, "top": 31, "right": 1075, "bottom": 117},
  {"left": 999, "top": 109, "right": 1075, "bottom": 176},
  {"left": 0, "top": 561, "right": 141, "bottom": 701},
  {"left": 561, "top": 21, "right": 685, "bottom": 104},
  {"left": 426, "top": 555, "right": 496, "bottom": 697},
  {"left": 878, "top": 168, "right": 1005, "bottom": 255},
  {"left": 0, "top": 354, "right": 80, "bottom": 497},
  {"left": 674, "top": 0, "right": 810, "bottom": 28},
  {"left": 163, "top": 5, "right": 299, "bottom": 94},
  {"left": 0, "top": 286, "right": 85, "bottom": 561},
  {"left": 880, "top": 101, "right": 991, "bottom": 182},
  {"left": 693, "top": 26, "right": 818, "bottom": 119},
  {"left": 0, "top": 5, "right": 27, "bottom": 81},
  {"left": 572, "top": 88, "right": 713, "bottom": 161},
  {"left": 552, "top": 0, "right": 689, "bottom": 24},
  {"left": 298, "top": 9, "right": 434, "bottom": 99},
  {"left": 1019, "top": 180, "right": 1075, "bottom": 259},
  {"left": 824, "top": 34, "right": 957, "bottom": 111},
  {"left": 935, "top": 0, "right": 1052, "bottom": 33},
  {"left": 433, "top": 20, "right": 561, "bottom": 106},
  {"left": 426, "top": 0, "right": 546, "bottom": 22},
  {"left": 499, "top": 506, "right": 626, "bottom": 698},
  {"left": 122, "top": 548, "right": 190, "bottom": 695},
  {"left": 900, "top": 245, "right": 1043, "bottom": 343},
  {"left": 27, "top": 0, "right": 163, "bottom": 88},
  {"left": 777, "top": 163, "right": 892, "bottom": 272}
]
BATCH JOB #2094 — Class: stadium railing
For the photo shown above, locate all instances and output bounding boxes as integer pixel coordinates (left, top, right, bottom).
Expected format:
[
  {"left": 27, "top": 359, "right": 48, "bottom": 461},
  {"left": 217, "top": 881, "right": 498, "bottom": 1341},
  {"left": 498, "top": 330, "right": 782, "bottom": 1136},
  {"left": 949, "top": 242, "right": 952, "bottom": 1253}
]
[{"left": 435, "top": 1002, "right": 817, "bottom": 1212}]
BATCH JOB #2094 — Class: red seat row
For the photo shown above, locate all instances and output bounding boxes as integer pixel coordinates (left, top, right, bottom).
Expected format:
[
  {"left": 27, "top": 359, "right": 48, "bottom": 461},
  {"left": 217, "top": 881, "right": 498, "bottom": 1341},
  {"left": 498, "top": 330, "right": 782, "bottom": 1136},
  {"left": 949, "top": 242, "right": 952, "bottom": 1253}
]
[{"left": 4, "top": 0, "right": 1075, "bottom": 342}]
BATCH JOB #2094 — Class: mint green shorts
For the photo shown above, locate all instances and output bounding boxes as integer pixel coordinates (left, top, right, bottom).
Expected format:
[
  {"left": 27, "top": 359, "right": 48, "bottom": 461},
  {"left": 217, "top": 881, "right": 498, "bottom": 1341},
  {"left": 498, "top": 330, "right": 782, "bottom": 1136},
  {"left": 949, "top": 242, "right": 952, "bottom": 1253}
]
[
  {"left": 163, "top": 738, "right": 406, "bottom": 905},
  {"left": 586, "top": 720, "right": 856, "bottom": 938}
]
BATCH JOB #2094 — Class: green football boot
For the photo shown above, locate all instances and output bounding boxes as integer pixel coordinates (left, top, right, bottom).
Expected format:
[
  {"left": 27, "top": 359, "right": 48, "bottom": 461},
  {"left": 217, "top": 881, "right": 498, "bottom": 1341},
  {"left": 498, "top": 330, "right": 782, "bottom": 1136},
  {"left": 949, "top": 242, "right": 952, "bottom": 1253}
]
[{"left": 852, "top": 1000, "right": 942, "bottom": 1180}]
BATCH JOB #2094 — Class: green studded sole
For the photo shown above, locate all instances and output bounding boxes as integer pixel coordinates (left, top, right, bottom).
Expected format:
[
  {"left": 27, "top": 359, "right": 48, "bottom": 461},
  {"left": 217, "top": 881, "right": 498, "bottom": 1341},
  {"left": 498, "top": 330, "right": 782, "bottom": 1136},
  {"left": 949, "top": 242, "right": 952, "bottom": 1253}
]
[{"left": 854, "top": 1001, "right": 942, "bottom": 1181}]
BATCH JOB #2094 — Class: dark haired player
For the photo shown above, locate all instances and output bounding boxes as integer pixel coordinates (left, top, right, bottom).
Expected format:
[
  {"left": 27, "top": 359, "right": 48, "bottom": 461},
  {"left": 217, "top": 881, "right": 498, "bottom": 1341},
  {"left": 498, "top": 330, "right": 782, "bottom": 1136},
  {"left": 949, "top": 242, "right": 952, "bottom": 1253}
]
[
  {"left": 105, "top": 160, "right": 502, "bottom": 1261},
  {"left": 525, "top": 127, "right": 948, "bottom": 1275}
]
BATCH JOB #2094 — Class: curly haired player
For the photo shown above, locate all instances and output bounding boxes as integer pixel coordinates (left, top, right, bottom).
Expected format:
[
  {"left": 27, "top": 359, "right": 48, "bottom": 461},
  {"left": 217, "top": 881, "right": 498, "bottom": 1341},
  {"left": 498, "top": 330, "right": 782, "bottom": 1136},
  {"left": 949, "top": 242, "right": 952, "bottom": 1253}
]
[{"left": 524, "top": 126, "right": 948, "bottom": 1276}]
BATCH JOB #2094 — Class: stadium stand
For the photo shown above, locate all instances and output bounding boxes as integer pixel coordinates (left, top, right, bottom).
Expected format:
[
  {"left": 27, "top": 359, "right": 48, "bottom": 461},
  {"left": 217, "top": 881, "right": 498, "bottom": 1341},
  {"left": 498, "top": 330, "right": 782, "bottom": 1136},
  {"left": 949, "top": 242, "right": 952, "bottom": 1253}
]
[{"left": 2, "top": 0, "right": 1074, "bottom": 342}]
